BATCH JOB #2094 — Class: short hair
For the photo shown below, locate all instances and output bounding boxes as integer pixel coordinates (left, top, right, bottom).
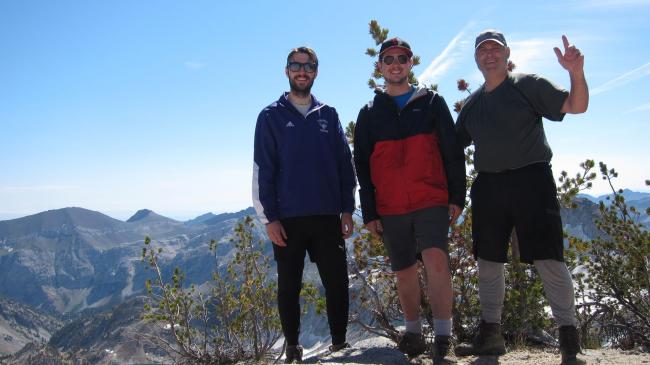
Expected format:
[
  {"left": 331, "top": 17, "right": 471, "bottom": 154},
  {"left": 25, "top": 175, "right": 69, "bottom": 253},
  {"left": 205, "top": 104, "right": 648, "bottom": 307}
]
[{"left": 286, "top": 46, "right": 319, "bottom": 66}]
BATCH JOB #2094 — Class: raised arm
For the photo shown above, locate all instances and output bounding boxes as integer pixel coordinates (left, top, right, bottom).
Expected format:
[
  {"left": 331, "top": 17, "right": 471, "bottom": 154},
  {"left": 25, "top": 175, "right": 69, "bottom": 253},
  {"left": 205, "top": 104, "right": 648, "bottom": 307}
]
[{"left": 555, "top": 35, "right": 589, "bottom": 114}]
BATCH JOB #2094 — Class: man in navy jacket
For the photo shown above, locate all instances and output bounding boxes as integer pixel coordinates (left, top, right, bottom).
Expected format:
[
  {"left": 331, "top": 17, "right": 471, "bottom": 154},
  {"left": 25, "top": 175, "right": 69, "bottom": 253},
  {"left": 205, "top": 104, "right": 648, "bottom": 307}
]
[{"left": 253, "top": 46, "right": 356, "bottom": 363}]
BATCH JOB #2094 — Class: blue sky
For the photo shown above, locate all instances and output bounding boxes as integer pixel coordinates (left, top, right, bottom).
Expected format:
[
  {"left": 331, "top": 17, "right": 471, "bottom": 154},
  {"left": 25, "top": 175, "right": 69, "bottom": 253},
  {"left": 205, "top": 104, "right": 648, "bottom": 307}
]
[{"left": 1, "top": 0, "right": 649, "bottom": 221}]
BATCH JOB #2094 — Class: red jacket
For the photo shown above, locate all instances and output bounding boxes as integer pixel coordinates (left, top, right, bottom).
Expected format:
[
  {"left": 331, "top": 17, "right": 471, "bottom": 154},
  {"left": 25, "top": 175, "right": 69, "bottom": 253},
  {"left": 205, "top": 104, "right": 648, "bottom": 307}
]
[{"left": 353, "top": 87, "right": 466, "bottom": 223}]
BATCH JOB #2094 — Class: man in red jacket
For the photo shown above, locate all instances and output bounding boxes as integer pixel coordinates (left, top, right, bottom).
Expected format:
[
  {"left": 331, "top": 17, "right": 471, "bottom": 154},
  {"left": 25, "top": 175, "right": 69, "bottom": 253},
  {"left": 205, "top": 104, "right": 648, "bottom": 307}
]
[{"left": 354, "top": 37, "right": 466, "bottom": 364}]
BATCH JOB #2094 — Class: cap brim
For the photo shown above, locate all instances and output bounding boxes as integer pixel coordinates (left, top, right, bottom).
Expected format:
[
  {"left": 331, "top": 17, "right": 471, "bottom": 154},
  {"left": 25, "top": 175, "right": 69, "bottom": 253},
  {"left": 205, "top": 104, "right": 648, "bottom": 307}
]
[
  {"left": 475, "top": 38, "right": 506, "bottom": 50},
  {"left": 379, "top": 46, "right": 413, "bottom": 57}
]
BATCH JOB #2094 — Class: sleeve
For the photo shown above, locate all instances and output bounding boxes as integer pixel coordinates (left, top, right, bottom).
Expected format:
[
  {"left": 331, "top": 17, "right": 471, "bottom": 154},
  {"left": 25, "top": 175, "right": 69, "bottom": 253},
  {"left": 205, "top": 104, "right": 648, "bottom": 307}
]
[
  {"left": 455, "top": 91, "right": 478, "bottom": 148},
  {"left": 519, "top": 74, "right": 569, "bottom": 122},
  {"left": 432, "top": 94, "right": 467, "bottom": 208},
  {"left": 252, "top": 110, "right": 279, "bottom": 224},
  {"left": 333, "top": 109, "right": 357, "bottom": 214},
  {"left": 455, "top": 109, "right": 473, "bottom": 148},
  {"left": 353, "top": 106, "right": 380, "bottom": 223}
]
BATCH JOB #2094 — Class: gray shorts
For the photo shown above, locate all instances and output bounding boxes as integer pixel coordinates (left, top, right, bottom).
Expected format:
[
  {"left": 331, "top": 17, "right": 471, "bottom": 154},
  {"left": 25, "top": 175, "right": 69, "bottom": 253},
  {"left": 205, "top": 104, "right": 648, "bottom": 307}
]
[{"left": 381, "top": 206, "right": 450, "bottom": 271}]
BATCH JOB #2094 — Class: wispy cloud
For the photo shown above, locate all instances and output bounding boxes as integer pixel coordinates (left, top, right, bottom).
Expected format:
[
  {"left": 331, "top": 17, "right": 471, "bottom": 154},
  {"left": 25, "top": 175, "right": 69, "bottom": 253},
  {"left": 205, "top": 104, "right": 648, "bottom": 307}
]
[
  {"left": 417, "top": 26, "right": 564, "bottom": 87},
  {"left": 573, "top": 0, "right": 650, "bottom": 8},
  {"left": 184, "top": 61, "right": 207, "bottom": 70},
  {"left": 625, "top": 101, "right": 650, "bottom": 113},
  {"left": 507, "top": 38, "right": 559, "bottom": 74},
  {"left": 592, "top": 62, "right": 650, "bottom": 95},
  {"left": 417, "top": 21, "right": 475, "bottom": 86}
]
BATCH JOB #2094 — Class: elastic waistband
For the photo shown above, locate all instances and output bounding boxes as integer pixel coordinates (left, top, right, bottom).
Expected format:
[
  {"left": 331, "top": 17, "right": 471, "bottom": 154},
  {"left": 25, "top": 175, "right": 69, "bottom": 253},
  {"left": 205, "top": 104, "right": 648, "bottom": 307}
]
[{"left": 478, "top": 162, "right": 550, "bottom": 176}]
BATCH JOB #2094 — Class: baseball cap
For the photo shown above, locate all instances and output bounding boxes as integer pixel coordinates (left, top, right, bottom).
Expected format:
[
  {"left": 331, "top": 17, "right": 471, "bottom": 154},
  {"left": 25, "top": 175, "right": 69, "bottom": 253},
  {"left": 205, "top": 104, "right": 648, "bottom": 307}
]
[
  {"left": 379, "top": 37, "right": 413, "bottom": 57},
  {"left": 475, "top": 30, "right": 507, "bottom": 49}
]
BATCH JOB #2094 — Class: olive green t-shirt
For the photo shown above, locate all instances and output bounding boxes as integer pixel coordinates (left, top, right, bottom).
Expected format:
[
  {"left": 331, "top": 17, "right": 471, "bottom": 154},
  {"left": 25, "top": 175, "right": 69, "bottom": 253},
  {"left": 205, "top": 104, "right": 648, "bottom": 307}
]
[{"left": 456, "top": 73, "right": 569, "bottom": 173}]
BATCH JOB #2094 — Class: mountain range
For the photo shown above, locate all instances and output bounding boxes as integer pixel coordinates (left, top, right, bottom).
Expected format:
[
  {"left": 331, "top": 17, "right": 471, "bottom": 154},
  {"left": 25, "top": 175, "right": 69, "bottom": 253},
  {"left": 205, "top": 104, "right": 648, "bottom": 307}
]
[{"left": 0, "top": 190, "right": 647, "bottom": 362}]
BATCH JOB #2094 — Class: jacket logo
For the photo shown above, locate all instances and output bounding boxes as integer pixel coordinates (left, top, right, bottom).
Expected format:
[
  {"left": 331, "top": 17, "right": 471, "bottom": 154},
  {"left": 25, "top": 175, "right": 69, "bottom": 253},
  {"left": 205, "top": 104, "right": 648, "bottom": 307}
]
[
  {"left": 286, "top": 121, "right": 295, "bottom": 128},
  {"left": 317, "top": 119, "right": 328, "bottom": 133}
]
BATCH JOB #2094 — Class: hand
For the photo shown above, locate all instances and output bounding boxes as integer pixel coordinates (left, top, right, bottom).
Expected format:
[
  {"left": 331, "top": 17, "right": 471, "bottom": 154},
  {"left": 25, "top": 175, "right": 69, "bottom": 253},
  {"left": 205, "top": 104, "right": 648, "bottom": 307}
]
[
  {"left": 449, "top": 204, "right": 462, "bottom": 227},
  {"left": 341, "top": 212, "right": 354, "bottom": 239},
  {"left": 266, "top": 220, "right": 287, "bottom": 247},
  {"left": 365, "top": 219, "right": 383, "bottom": 239},
  {"left": 554, "top": 35, "right": 584, "bottom": 74}
]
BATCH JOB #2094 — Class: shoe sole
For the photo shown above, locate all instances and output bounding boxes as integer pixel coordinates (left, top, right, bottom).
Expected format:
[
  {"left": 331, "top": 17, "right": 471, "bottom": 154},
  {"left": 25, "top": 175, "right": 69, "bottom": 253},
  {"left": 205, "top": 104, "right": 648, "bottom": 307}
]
[{"left": 455, "top": 346, "right": 505, "bottom": 357}]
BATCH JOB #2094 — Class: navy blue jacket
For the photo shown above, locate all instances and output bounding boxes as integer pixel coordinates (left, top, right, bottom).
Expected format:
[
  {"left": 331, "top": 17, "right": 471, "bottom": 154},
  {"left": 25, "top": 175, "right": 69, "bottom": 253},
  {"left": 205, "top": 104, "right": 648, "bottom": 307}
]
[{"left": 253, "top": 93, "right": 356, "bottom": 224}]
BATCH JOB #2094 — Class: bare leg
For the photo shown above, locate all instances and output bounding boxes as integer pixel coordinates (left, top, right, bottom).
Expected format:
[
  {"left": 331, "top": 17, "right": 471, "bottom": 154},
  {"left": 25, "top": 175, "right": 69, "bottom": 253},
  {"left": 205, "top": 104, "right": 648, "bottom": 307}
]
[
  {"left": 421, "top": 247, "right": 452, "bottom": 320},
  {"left": 395, "top": 263, "right": 421, "bottom": 321}
]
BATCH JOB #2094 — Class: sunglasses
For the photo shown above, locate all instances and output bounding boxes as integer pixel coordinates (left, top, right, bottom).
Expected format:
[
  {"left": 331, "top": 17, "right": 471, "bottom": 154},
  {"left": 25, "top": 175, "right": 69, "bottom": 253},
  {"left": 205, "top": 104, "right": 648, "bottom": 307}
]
[
  {"left": 381, "top": 54, "right": 409, "bottom": 65},
  {"left": 287, "top": 61, "right": 318, "bottom": 73}
]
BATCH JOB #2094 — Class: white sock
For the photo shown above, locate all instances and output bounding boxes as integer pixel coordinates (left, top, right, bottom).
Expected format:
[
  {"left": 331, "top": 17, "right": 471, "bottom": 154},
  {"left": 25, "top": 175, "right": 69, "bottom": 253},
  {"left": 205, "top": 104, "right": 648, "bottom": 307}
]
[
  {"left": 434, "top": 318, "right": 452, "bottom": 337},
  {"left": 405, "top": 318, "right": 422, "bottom": 334}
]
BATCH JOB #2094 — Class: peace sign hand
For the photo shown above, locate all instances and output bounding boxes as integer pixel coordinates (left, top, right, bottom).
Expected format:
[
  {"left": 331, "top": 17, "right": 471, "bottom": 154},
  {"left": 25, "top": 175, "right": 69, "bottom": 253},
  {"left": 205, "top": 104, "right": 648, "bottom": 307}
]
[{"left": 554, "top": 35, "right": 584, "bottom": 74}]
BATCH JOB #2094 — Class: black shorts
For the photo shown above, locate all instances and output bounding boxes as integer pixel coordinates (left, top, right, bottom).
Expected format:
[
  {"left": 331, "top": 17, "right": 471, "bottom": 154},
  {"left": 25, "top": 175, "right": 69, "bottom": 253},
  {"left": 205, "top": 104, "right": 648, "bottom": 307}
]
[
  {"left": 381, "top": 206, "right": 450, "bottom": 272},
  {"left": 470, "top": 162, "right": 564, "bottom": 264}
]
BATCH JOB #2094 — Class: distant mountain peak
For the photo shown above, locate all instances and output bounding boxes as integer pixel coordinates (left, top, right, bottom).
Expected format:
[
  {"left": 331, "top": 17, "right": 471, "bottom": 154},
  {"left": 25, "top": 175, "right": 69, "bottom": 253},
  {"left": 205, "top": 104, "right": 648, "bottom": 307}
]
[
  {"left": 127, "top": 209, "right": 153, "bottom": 222},
  {"left": 126, "top": 209, "right": 179, "bottom": 224},
  {"left": 0, "top": 207, "right": 126, "bottom": 238},
  {"left": 185, "top": 207, "right": 255, "bottom": 226}
]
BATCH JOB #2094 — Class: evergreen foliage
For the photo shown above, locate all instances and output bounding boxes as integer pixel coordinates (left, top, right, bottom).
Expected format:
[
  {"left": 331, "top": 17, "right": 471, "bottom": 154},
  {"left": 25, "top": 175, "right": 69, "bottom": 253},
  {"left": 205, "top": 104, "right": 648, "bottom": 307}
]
[
  {"left": 140, "top": 217, "right": 283, "bottom": 364},
  {"left": 572, "top": 164, "right": 650, "bottom": 349}
]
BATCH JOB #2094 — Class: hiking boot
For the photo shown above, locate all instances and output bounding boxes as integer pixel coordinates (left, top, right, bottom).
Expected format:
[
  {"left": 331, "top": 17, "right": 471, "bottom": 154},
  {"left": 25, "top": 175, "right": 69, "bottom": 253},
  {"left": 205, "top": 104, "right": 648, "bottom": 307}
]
[
  {"left": 285, "top": 344, "right": 303, "bottom": 364},
  {"left": 454, "top": 321, "right": 506, "bottom": 357},
  {"left": 432, "top": 335, "right": 451, "bottom": 364},
  {"left": 559, "top": 325, "right": 585, "bottom": 365},
  {"left": 398, "top": 331, "right": 427, "bottom": 357},
  {"left": 329, "top": 341, "right": 351, "bottom": 352}
]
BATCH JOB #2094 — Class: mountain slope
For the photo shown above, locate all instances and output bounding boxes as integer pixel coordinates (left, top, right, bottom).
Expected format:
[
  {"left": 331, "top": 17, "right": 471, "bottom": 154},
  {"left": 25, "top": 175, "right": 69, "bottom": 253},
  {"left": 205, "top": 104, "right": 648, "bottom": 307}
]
[
  {"left": 0, "top": 207, "right": 259, "bottom": 316},
  {"left": 0, "top": 296, "right": 63, "bottom": 355}
]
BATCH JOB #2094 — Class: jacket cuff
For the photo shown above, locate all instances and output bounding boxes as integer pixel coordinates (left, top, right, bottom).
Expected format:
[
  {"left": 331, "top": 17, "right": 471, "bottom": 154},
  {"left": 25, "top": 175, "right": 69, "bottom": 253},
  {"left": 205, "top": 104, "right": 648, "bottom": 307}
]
[
  {"left": 448, "top": 193, "right": 465, "bottom": 208},
  {"left": 362, "top": 212, "right": 380, "bottom": 224}
]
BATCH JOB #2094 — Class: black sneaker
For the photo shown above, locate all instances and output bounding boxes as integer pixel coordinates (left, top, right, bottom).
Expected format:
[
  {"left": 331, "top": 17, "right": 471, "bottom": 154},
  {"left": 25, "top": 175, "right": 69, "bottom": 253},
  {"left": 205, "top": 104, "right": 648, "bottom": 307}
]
[
  {"left": 559, "top": 326, "right": 585, "bottom": 365},
  {"left": 329, "top": 341, "right": 351, "bottom": 352},
  {"left": 432, "top": 335, "right": 451, "bottom": 364},
  {"left": 398, "top": 331, "right": 426, "bottom": 357},
  {"left": 454, "top": 321, "right": 505, "bottom": 357},
  {"left": 285, "top": 344, "right": 303, "bottom": 364}
]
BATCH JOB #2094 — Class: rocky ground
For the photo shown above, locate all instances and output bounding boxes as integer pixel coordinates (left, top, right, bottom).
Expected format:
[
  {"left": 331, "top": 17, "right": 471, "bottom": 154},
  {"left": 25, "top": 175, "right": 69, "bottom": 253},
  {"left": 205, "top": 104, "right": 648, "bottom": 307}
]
[{"left": 270, "top": 336, "right": 650, "bottom": 365}]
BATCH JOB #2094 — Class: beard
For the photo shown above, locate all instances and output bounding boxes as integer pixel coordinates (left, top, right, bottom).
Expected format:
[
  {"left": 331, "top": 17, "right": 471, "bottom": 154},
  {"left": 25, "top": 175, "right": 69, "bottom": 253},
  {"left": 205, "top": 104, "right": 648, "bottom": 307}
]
[
  {"left": 385, "top": 76, "right": 408, "bottom": 86},
  {"left": 289, "top": 77, "right": 314, "bottom": 98}
]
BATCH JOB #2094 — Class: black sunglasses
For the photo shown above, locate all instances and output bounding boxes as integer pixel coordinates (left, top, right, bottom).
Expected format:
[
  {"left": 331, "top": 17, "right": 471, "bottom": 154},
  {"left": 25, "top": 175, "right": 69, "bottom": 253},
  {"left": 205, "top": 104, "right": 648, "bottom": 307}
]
[
  {"left": 287, "top": 61, "right": 318, "bottom": 73},
  {"left": 381, "top": 54, "right": 409, "bottom": 65}
]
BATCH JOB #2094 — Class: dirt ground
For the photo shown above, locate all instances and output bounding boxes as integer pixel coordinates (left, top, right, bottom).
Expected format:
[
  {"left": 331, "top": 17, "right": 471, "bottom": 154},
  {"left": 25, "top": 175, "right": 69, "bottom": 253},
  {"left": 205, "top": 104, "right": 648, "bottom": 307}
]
[{"left": 283, "top": 336, "right": 650, "bottom": 365}]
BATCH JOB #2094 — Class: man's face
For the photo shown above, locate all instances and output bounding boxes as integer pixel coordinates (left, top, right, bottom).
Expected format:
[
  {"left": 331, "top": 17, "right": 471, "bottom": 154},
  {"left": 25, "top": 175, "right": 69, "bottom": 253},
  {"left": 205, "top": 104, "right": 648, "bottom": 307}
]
[
  {"left": 475, "top": 40, "right": 510, "bottom": 76},
  {"left": 378, "top": 48, "right": 412, "bottom": 86},
  {"left": 285, "top": 52, "right": 318, "bottom": 97}
]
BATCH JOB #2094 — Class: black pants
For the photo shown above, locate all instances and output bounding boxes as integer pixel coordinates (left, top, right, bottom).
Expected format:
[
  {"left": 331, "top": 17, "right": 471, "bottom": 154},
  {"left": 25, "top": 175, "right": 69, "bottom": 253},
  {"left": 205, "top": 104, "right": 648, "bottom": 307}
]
[{"left": 273, "top": 215, "right": 349, "bottom": 346}]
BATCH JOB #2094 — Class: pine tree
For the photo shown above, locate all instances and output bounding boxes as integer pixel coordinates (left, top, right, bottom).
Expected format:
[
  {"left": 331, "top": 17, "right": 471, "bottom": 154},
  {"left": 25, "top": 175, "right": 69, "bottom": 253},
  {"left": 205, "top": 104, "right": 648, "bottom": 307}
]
[{"left": 140, "top": 217, "right": 283, "bottom": 364}]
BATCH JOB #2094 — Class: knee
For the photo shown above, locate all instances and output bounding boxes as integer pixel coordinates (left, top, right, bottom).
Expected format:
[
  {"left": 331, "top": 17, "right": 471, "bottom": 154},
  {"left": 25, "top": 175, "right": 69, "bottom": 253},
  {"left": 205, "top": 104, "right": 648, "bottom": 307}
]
[
  {"left": 323, "top": 271, "right": 349, "bottom": 291},
  {"left": 421, "top": 248, "right": 448, "bottom": 273},
  {"left": 478, "top": 259, "right": 505, "bottom": 280},
  {"left": 277, "top": 279, "right": 303, "bottom": 296},
  {"left": 394, "top": 263, "right": 418, "bottom": 281}
]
